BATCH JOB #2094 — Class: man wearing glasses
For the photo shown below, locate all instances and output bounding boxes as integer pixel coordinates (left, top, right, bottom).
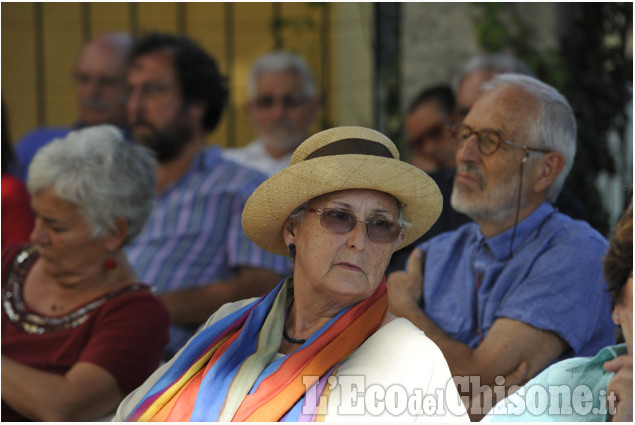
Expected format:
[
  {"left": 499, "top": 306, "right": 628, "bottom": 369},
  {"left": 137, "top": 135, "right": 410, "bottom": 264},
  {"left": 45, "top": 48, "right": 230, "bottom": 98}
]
[
  {"left": 386, "top": 85, "right": 470, "bottom": 274},
  {"left": 12, "top": 32, "right": 132, "bottom": 182},
  {"left": 224, "top": 51, "right": 320, "bottom": 176},
  {"left": 387, "top": 74, "right": 614, "bottom": 420},
  {"left": 405, "top": 84, "right": 457, "bottom": 173}
]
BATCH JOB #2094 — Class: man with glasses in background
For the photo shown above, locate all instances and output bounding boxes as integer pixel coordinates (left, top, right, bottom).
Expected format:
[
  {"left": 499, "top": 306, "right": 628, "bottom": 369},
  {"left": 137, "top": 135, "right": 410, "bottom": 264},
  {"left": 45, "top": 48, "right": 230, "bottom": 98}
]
[
  {"left": 124, "top": 33, "right": 289, "bottom": 359},
  {"left": 224, "top": 51, "right": 320, "bottom": 176},
  {"left": 386, "top": 84, "right": 470, "bottom": 274},
  {"left": 13, "top": 32, "right": 132, "bottom": 182},
  {"left": 387, "top": 74, "right": 614, "bottom": 420},
  {"left": 405, "top": 84, "right": 458, "bottom": 173}
]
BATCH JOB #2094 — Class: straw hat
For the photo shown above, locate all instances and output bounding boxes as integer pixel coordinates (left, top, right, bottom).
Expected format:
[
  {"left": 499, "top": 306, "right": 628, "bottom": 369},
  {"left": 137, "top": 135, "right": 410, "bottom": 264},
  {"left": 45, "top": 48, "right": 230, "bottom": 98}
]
[{"left": 242, "top": 126, "right": 442, "bottom": 256}]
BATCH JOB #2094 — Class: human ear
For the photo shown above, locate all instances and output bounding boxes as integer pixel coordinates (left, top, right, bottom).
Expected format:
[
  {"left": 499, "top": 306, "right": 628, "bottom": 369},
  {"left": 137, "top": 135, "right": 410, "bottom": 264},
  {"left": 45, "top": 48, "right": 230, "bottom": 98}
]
[
  {"left": 532, "top": 151, "right": 564, "bottom": 194},
  {"left": 282, "top": 217, "right": 297, "bottom": 247},
  {"left": 105, "top": 217, "right": 129, "bottom": 251}
]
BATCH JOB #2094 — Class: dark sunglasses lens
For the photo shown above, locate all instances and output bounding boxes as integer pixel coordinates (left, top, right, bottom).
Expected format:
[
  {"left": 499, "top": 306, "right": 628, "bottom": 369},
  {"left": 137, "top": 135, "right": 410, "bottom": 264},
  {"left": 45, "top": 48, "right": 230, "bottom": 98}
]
[
  {"left": 321, "top": 210, "right": 355, "bottom": 232},
  {"left": 283, "top": 94, "right": 306, "bottom": 108},
  {"left": 255, "top": 94, "right": 305, "bottom": 109},
  {"left": 367, "top": 220, "right": 401, "bottom": 243},
  {"left": 320, "top": 209, "right": 400, "bottom": 243},
  {"left": 428, "top": 124, "right": 444, "bottom": 139},
  {"left": 255, "top": 96, "right": 274, "bottom": 108}
]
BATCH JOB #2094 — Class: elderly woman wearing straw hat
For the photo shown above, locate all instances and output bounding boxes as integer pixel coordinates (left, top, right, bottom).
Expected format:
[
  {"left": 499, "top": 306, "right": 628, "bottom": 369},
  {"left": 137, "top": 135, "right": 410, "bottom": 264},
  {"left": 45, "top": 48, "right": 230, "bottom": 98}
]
[{"left": 115, "top": 126, "right": 468, "bottom": 422}]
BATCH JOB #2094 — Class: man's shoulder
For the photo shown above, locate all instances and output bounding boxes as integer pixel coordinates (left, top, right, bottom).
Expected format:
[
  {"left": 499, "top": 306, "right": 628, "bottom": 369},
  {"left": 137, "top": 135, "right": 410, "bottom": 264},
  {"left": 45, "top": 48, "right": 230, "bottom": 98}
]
[
  {"left": 223, "top": 139, "right": 261, "bottom": 156},
  {"left": 222, "top": 140, "right": 288, "bottom": 176},
  {"left": 195, "top": 147, "right": 268, "bottom": 190},
  {"left": 542, "top": 209, "right": 608, "bottom": 248},
  {"left": 417, "top": 221, "right": 479, "bottom": 250},
  {"left": 16, "top": 126, "right": 72, "bottom": 152}
]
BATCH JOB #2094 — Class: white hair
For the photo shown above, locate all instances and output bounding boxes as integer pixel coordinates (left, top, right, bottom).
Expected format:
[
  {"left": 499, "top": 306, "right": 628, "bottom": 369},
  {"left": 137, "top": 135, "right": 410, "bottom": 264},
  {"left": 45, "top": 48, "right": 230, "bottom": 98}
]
[
  {"left": 27, "top": 125, "right": 157, "bottom": 245},
  {"left": 454, "top": 53, "right": 534, "bottom": 92},
  {"left": 247, "top": 51, "right": 316, "bottom": 99},
  {"left": 482, "top": 74, "right": 577, "bottom": 202}
]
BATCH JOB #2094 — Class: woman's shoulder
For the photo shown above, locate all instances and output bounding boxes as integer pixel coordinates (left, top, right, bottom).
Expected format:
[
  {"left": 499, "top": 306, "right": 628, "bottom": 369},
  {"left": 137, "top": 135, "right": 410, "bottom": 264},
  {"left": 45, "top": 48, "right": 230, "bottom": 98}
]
[
  {"left": 369, "top": 317, "right": 443, "bottom": 355},
  {"left": 200, "top": 297, "right": 259, "bottom": 328},
  {"left": 339, "top": 317, "right": 447, "bottom": 376}
]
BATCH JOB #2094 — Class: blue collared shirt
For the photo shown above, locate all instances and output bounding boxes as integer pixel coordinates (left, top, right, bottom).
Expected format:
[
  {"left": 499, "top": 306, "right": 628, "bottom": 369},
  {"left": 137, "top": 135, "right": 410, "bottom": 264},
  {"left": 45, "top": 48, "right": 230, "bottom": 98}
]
[
  {"left": 12, "top": 122, "right": 132, "bottom": 182},
  {"left": 418, "top": 202, "right": 614, "bottom": 361},
  {"left": 126, "top": 147, "right": 290, "bottom": 355}
]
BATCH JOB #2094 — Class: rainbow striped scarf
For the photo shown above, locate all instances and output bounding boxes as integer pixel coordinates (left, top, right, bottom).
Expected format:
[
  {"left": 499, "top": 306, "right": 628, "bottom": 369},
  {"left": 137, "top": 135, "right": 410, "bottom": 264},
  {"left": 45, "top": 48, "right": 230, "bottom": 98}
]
[{"left": 126, "top": 277, "right": 387, "bottom": 422}]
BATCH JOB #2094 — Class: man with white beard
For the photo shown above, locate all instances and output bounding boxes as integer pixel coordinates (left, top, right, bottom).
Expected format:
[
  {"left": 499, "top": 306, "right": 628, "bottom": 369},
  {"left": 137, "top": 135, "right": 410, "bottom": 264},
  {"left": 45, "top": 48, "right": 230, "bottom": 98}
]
[
  {"left": 387, "top": 74, "right": 614, "bottom": 420},
  {"left": 224, "top": 51, "right": 319, "bottom": 176}
]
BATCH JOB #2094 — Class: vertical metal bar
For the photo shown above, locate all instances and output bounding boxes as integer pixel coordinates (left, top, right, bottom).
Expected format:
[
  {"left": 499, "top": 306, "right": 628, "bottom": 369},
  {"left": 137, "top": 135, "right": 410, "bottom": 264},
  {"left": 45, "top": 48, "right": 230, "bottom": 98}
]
[
  {"left": 129, "top": 2, "right": 139, "bottom": 37},
  {"left": 34, "top": 3, "right": 45, "bottom": 126},
  {"left": 320, "top": 3, "right": 330, "bottom": 129},
  {"left": 374, "top": 3, "right": 401, "bottom": 143},
  {"left": 177, "top": 2, "right": 186, "bottom": 35},
  {"left": 224, "top": 3, "right": 235, "bottom": 147},
  {"left": 81, "top": 2, "right": 91, "bottom": 41},
  {"left": 272, "top": 2, "right": 283, "bottom": 49}
]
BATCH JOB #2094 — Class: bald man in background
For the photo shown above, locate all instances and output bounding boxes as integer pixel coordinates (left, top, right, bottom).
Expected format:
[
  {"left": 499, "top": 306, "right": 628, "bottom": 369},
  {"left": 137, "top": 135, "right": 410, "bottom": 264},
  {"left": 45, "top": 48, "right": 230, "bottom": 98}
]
[{"left": 12, "top": 32, "right": 132, "bottom": 182}]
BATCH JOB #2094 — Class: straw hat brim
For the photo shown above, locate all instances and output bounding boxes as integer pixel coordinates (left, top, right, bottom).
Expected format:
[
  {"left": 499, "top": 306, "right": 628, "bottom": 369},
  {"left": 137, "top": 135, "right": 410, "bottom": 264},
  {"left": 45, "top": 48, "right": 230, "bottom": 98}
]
[{"left": 242, "top": 154, "right": 442, "bottom": 257}]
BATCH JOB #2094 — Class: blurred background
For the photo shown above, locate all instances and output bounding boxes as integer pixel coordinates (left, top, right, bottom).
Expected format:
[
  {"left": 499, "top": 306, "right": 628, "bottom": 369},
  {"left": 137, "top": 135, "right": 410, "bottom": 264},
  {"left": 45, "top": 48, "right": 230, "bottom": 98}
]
[{"left": 1, "top": 2, "right": 632, "bottom": 234}]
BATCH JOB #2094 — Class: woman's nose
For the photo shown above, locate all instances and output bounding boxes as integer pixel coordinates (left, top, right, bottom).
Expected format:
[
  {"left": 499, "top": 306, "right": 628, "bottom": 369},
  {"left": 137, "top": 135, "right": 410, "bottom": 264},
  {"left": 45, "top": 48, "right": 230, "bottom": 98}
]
[
  {"left": 30, "top": 219, "right": 49, "bottom": 245},
  {"left": 346, "top": 220, "right": 369, "bottom": 250}
]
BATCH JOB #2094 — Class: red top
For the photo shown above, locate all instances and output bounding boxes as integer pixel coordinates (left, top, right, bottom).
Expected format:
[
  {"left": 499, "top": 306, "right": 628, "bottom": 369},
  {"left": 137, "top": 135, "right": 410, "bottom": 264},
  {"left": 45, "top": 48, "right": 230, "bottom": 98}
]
[
  {"left": 1, "top": 244, "right": 171, "bottom": 421},
  {"left": 1, "top": 174, "right": 34, "bottom": 249}
]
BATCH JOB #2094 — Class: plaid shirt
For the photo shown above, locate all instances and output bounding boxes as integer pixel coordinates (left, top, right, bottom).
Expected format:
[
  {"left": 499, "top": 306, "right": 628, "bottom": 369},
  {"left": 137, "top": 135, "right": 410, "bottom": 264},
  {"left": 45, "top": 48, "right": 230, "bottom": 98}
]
[{"left": 126, "top": 147, "right": 290, "bottom": 354}]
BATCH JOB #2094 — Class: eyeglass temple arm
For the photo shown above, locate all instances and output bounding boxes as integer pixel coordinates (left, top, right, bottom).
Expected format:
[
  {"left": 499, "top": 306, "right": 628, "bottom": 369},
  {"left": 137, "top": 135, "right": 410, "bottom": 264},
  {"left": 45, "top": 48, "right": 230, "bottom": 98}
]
[{"left": 504, "top": 139, "right": 551, "bottom": 154}]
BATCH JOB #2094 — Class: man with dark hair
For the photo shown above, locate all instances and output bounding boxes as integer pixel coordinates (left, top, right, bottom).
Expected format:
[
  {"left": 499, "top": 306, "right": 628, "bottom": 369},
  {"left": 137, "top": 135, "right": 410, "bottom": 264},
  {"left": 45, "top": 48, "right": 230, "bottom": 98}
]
[
  {"left": 125, "top": 33, "right": 289, "bottom": 358},
  {"left": 13, "top": 32, "right": 132, "bottom": 182},
  {"left": 405, "top": 85, "right": 457, "bottom": 173},
  {"left": 386, "top": 84, "right": 470, "bottom": 274}
]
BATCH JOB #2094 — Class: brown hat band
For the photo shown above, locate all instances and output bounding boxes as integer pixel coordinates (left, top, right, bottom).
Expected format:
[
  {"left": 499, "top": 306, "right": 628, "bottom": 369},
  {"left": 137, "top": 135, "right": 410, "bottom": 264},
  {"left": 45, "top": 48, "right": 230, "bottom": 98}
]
[{"left": 304, "top": 138, "right": 394, "bottom": 160}]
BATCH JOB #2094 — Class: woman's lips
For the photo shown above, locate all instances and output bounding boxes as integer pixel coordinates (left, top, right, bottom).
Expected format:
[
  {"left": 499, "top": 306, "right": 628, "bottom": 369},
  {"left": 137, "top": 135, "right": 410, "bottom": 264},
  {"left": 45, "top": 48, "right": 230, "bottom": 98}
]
[{"left": 336, "top": 262, "right": 364, "bottom": 273}]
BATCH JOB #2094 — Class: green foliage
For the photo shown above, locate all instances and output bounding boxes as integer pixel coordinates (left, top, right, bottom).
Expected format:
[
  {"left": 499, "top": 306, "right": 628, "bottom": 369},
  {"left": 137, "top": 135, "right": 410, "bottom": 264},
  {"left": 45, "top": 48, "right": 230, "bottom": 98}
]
[{"left": 471, "top": 3, "right": 633, "bottom": 235}]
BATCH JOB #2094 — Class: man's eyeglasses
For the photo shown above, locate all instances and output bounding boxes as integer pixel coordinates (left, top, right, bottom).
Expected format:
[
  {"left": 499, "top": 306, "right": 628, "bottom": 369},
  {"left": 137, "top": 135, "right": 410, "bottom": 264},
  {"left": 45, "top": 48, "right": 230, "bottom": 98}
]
[
  {"left": 253, "top": 93, "right": 307, "bottom": 110},
  {"left": 452, "top": 123, "right": 551, "bottom": 156},
  {"left": 407, "top": 121, "right": 449, "bottom": 150},
  {"left": 74, "top": 72, "right": 125, "bottom": 89},
  {"left": 127, "top": 82, "right": 176, "bottom": 99},
  {"left": 308, "top": 208, "right": 403, "bottom": 243}
]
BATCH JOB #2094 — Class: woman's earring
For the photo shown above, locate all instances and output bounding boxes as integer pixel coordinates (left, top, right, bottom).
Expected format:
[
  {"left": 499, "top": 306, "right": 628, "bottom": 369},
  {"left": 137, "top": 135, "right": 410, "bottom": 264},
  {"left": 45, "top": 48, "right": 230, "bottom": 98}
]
[
  {"left": 288, "top": 243, "right": 296, "bottom": 257},
  {"left": 104, "top": 258, "right": 117, "bottom": 270}
]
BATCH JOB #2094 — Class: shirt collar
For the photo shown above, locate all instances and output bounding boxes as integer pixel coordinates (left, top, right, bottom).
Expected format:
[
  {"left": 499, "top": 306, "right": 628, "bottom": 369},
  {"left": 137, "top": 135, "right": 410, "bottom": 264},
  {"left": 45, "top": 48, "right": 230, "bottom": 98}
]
[
  {"left": 159, "top": 147, "right": 222, "bottom": 196},
  {"left": 480, "top": 202, "right": 557, "bottom": 261},
  {"left": 568, "top": 343, "right": 627, "bottom": 372}
]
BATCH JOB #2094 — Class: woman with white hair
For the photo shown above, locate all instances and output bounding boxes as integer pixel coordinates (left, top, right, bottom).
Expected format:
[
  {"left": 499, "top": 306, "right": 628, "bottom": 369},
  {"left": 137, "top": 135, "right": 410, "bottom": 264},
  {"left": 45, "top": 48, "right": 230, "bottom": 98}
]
[
  {"left": 115, "top": 126, "right": 468, "bottom": 422},
  {"left": 1, "top": 125, "right": 170, "bottom": 421}
]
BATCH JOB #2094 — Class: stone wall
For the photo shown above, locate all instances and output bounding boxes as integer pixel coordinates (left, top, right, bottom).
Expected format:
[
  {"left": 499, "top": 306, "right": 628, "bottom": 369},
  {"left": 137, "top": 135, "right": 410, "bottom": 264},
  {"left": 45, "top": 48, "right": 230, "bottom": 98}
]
[{"left": 400, "top": 3, "right": 560, "bottom": 110}]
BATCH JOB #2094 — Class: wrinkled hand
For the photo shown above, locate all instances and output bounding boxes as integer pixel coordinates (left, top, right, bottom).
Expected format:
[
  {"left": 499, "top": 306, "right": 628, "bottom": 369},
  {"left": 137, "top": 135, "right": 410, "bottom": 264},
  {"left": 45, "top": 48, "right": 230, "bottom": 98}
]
[
  {"left": 605, "top": 355, "right": 633, "bottom": 422},
  {"left": 387, "top": 248, "right": 425, "bottom": 316}
]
